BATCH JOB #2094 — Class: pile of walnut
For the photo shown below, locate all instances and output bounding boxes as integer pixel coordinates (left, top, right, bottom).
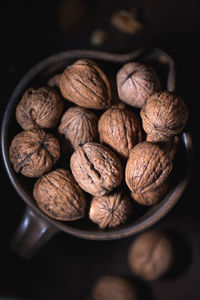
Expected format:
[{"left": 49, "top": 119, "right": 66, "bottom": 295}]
[{"left": 9, "top": 59, "right": 189, "bottom": 229}]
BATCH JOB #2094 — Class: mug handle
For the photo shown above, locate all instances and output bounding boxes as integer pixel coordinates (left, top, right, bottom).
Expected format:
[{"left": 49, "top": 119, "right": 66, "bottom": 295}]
[{"left": 11, "top": 206, "right": 59, "bottom": 259}]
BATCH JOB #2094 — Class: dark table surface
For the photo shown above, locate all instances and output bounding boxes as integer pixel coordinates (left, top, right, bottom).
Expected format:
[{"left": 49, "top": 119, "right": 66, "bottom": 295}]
[{"left": 1, "top": 0, "right": 200, "bottom": 299}]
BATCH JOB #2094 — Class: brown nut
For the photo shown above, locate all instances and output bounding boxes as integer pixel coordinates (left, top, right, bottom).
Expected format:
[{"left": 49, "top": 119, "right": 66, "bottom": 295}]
[
  {"left": 33, "top": 168, "right": 86, "bottom": 221},
  {"left": 117, "top": 62, "right": 161, "bottom": 108},
  {"left": 131, "top": 178, "right": 170, "bottom": 206},
  {"left": 128, "top": 230, "right": 173, "bottom": 280},
  {"left": 125, "top": 141, "right": 172, "bottom": 193},
  {"left": 89, "top": 189, "right": 133, "bottom": 229},
  {"left": 98, "top": 106, "right": 143, "bottom": 159},
  {"left": 9, "top": 129, "right": 60, "bottom": 177},
  {"left": 92, "top": 275, "right": 137, "bottom": 300},
  {"left": 59, "top": 59, "right": 112, "bottom": 109},
  {"left": 70, "top": 142, "right": 123, "bottom": 196},
  {"left": 16, "top": 87, "right": 64, "bottom": 130},
  {"left": 140, "top": 91, "right": 189, "bottom": 142},
  {"left": 58, "top": 106, "right": 98, "bottom": 150}
]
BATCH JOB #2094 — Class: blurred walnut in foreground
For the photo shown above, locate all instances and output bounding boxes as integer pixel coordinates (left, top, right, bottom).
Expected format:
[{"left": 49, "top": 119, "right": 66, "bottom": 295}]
[
  {"left": 98, "top": 105, "right": 143, "bottom": 159},
  {"left": 128, "top": 230, "right": 173, "bottom": 280},
  {"left": 58, "top": 106, "right": 98, "bottom": 150},
  {"left": 117, "top": 62, "right": 161, "bottom": 108},
  {"left": 89, "top": 189, "right": 133, "bottom": 229},
  {"left": 92, "top": 275, "right": 137, "bottom": 300},
  {"left": 59, "top": 59, "right": 112, "bottom": 109},
  {"left": 9, "top": 129, "right": 60, "bottom": 177}
]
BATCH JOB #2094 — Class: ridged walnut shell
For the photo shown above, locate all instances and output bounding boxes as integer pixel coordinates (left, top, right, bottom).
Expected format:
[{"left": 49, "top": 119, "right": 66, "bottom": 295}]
[
  {"left": 92, "top": 275, "right": 137, "bottom": 300},
  {"left": 16, "top": 87, "right": 64, "bottom": 130},
  {"left": 117, "top": 62, "right": 161, "bottom": 108},
  {"left": 58, "top": 106, "right": 98, "bottom": 150},
  {"left": 89, "top": 189, "right": 133, "bottom": 229},
  {"left": 140, "top": 91, "right": 189, "bottom": 142},
  {"left": 98, "top": 106, "right": 143, "bottom": 159},
  {"left": 70, "top": 142, "right": 123, "bottom": 196},
  {"left": 59, "top": 59, "right": 112, "bottom": 109},
  {"left": 131, "top": 178, "right": 170, "bottom": 206},
  {"left": 125, "top": 141, "right": 172, "bottom": 193},
  {"left": 9, "top": 129, "right": 60, "bottom": 177},
  {"left": 128, "top": 230, "right": 173, "bottom": 280},
  {"left": 33, "top": 168, "right": 86, "bottom": 221}
]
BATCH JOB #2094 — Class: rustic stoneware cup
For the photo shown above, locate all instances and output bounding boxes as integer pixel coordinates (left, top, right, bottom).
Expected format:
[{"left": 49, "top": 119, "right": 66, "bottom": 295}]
[{"left": 1, "top": 48, "right": 193, "bottom": 259}]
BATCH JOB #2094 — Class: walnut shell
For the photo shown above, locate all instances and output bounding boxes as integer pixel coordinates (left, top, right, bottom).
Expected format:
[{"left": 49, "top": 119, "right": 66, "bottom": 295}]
[
  {"left": 125, "top": 141, "right": 172, "bottom": 193},
  {"left": 89, "top": 189, "right": 133, "bottom": 229},
  {"left": 98, "top": 106, "right": 143, "bottom": 159},
  {"left": 128, "top": 230, "right": 173, "bottom": 280},
  {"left": 59, "top": 59, "right": 112, "bottom": 109},
  {"left": 16, "top": 87, "right": 64, "bottom": 130},
  {"left": 33, "top": 168, "right": 86, "bottom": 221},
  {"left": 116, "top": 62, "right": 161, "bottom": 108},
  {"left": 9, "top": 129, "right": 60, "bottom": 177},
  {"left": 58, "top": 106, "right": 98, "bottom": 150},
  {"left": 140, "top": 91, "right": 189, "bottom": 141},
  {"left": 131, "top": 178, "right": 170, "bottom": 206},
  {"left": 92, "top": 275, "right": 137, "bottom": 300},
  {"left": 70, "top": 142, "right": 123, "bottom": 196}
]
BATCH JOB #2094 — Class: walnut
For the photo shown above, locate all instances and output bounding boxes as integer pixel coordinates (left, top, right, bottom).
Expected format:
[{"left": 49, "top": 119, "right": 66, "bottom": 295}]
[
  {"left": 33, "top": 168, "right": 86, "bottom": 221},
  {"left": 70, "top": 142, "right": 123, "bottom": 196},
  {"left": 110, "top": 10, "right": 143, "bottom": 35},
  {"left": 125, "top": 141, "right": 172, "bottom": 193},
  {"left": 58, "top": 106, "right": 98, "bottom": 150},
  {"left": 140, "top": 91, "right": 189, "bottom": 142},
  {"left": 128, "top": 230, "right": 173, "bottom": 280},
  {"left": 98, "top": 106, "right": 143, "bottom": 159},
  {"left": 47, "top": 74, "right": 61, "bottom": 88},
  {"left": 16, "top": 87, "right": 64, "bottom": 130},
  {"left": 116, "top": 62, "right": 161, "bottom": 108},
  {"left": 89, "top": 189, "right": 133, "bottom": 229},
  {"left": 9, "top": 129, "right": 60, "bottom": 177},
  {"left": 59, "top": 59, "right": 112, "bottom": 109},
  {"left": 92, "top": 275, "right": 137, "bottom": 300},
  {"left": 90, "top": 29, "right": 109, "bottom": 46},
  {"left": 131, "top": 178, "right": 170, "bottom": 206}
]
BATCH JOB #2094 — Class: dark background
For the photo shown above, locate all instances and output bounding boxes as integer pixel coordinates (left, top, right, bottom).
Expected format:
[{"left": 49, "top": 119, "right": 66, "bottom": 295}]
[{"left": 1, "top": 0, "right": 200, "bottom": 299}]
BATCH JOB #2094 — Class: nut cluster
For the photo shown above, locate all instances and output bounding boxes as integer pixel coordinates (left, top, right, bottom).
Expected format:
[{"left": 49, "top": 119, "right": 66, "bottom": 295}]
[{"left": 9, "top": 57, "right": 188, "bottom": 227}]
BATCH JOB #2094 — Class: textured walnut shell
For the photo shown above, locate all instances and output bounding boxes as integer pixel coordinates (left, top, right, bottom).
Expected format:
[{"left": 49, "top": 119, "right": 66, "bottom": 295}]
[
  {"left": 125, "top": 141, "right": 172, "bottom": 193},
  {"left": 92, "top": 275, "right": 137, "bottom": 300},
  {"left": 98, "top": 106, "right": 143, "bottom": 159},
  {"left": 128, "top": 230, "right": 173, "bottom": 280},
  {"left": 117, "top": 62, "right": 161, "bottom": 108},
  {"left": 140, "top": 91, "right": 189, "bottom": 141},
  {"left": 89, "top": 189, "right": 133, "bottom": 229},
  {"left": 59, "top": 59, "right": 112, "bottom": 109},
  {"left": 131, "top": 178, "right": 170, "bottom": 206},
  {"left": 58, "top": 106, "right": 98, "bottom": 150},
  {"left": 16, "top": 87, "right": 64, "bottom": 130},
  {"left": 9, "top": 129, "right": 60, "bottom": 177},
  {"left": 33, "top": 169, "right": 86, "bottom": 221},
  {"left": 70, "top": 142, "right": 123, "bottom": 196}
]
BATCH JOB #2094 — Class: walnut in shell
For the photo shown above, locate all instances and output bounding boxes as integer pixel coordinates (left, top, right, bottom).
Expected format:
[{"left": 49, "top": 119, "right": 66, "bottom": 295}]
[
  {"left": 59, "top": 59, "right": 112, "bottom": 109},
  {"left": 98, "top": 106, "right": 143, "bottom": 159},
  {"left": 116, "top": 62, "right": 161, "bottom": 108},
  {"left": 89, "top": 189, "right": 133, "bottom": 229},
  {"left": 128, "top": 230, "right": 173, "bottom": 280},
  {"left": 33, "top": 169, "right": 86, "bottom": 221},
  {"left": 131, "top": 178, "right": 170, "bottom": 206},
  {"left": 70, "top": 142, "right": 123, "bottom": 196},
  {"left": 16, "top": 87, "right": 64, "bottom": 130},
  {"left": 58, "top": 106, "right": 98, "bottom": 150},
  {"left": 9, "top": 129, "right": 60, "bottom": 177},
  {"left": 92, "top": 275, "right": 137, "bottom": 300},
  {"left": 125, "top": 141, "right": 172, "bottom": 193},
  {"left": 140, "top": 91, "right": 189, "bottom": 142}
]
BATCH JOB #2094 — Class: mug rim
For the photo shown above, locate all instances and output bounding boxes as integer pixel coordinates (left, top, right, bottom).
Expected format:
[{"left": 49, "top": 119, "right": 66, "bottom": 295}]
[{"left": 1, "top": 49, "right": 193, "bottom": 240}]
